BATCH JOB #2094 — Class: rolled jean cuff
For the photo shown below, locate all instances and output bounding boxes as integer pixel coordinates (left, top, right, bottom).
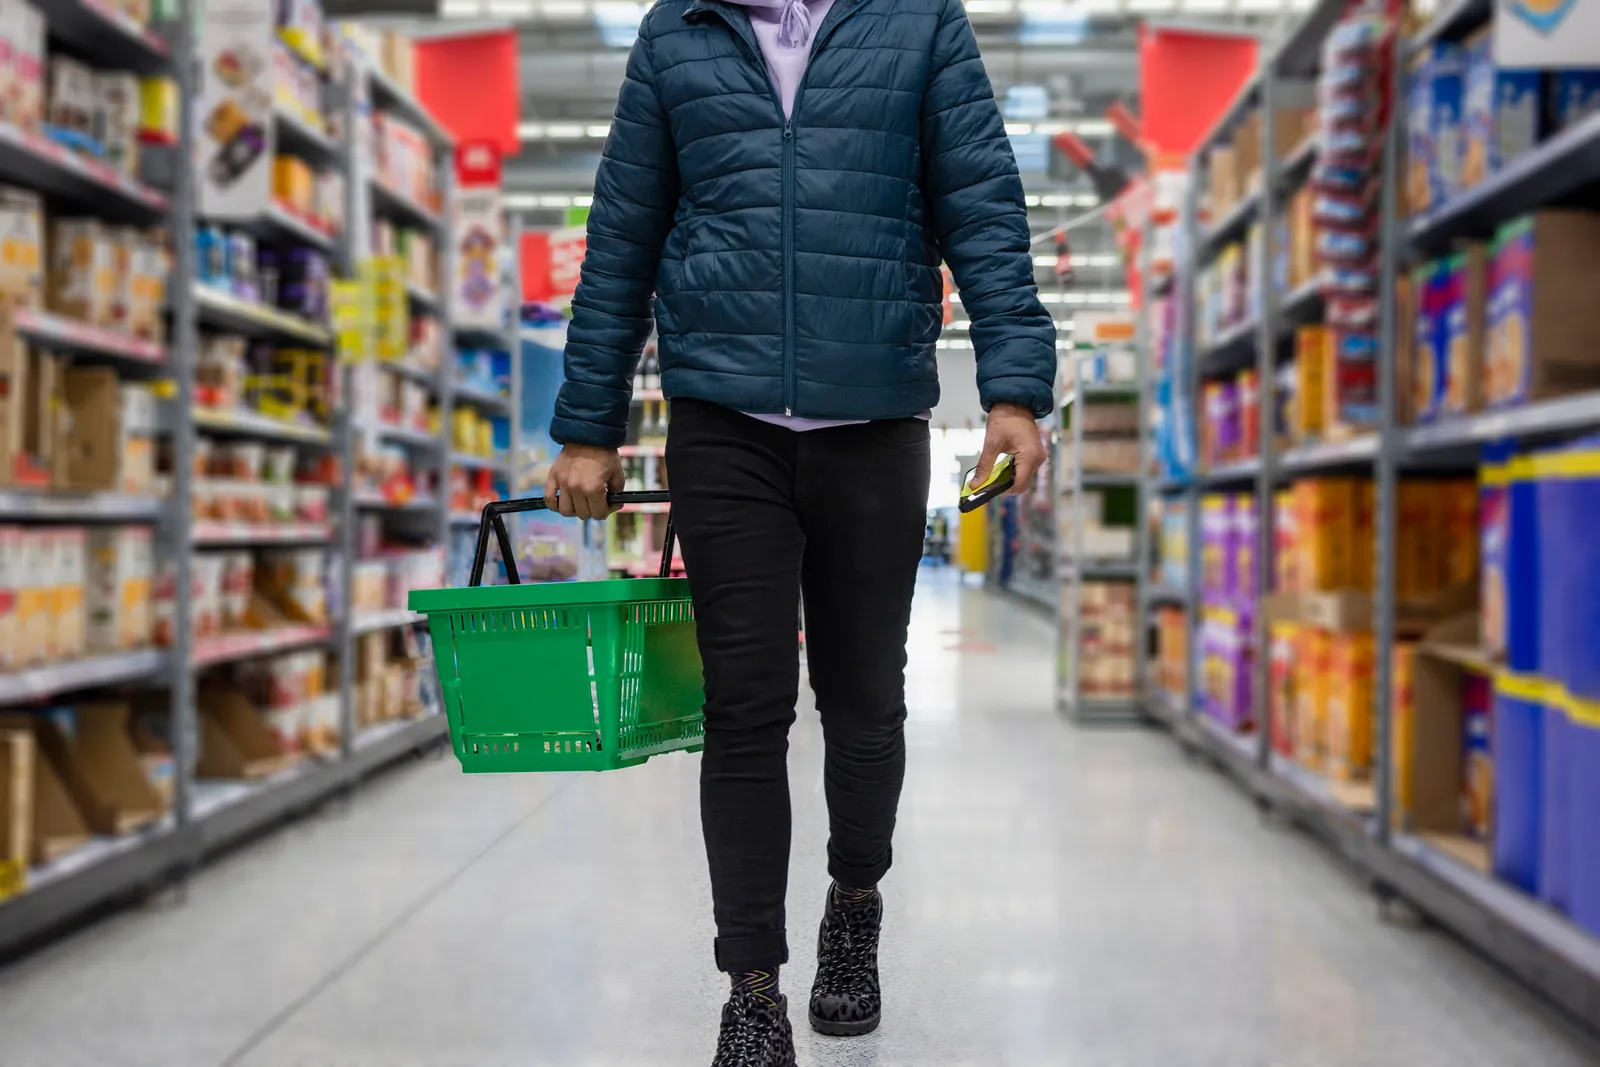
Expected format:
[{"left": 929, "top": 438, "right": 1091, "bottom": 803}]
[
  {"left": 828, "top": 849, "right": 891, "bottom": 891},
  {"left": 714, "top": 931, "right": 789, "bottom": 974}
]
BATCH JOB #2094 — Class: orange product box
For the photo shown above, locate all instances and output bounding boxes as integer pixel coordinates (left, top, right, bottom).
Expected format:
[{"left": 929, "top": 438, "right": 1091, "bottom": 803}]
[
  {"left": 1439, "top": 478, "right": 1479, "bottom": 589},
  {"left": 1293, "top": 326, "right": 1330, "bottom": 442},
  {"left": 1294, "top": 627, "right": 1331, "bottom": 772},
  {"left": 1294, "top": 478, "right": 1358, "bottom": 591},
  {"left": 1352, "top": 481, "right": 1375, "bottom": 592},
  {"left": 1390, "top": 642, "right": 1417, "bottom": 828},
  {"left": 1269, "top": 621, "right": 1300, "bottom": 759},
  {"left": 1325, "top": 632, "right": 1376, "bottom": 782},
  {"left": 1397, "top": 480, "right": 1445, "bottom": 599},
  {"left": 1274, "top": 489, "right": 1299, "bottom": 594}
]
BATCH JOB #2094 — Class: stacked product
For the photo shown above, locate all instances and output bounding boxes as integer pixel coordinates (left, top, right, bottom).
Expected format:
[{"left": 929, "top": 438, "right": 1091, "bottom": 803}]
[
  {"left": 0, "top": 526, "right": 156, "bottom": 670},
  {"left": 355, "top": 626, "right": 428, "bottom": 731},
  {"left": 190, "top": 439, "right": 332, "bottom": 537},
  {"left": 1079, "top": 581, "right": 1136, "bottom": 702},
  {"left": 194, "top": 330, "right": 334, "bottom": 434},
  {"left": 350, "top": 546, "right": 444, "bottom": 617},
  {"left": 154, "top": 546, "right": 331, "bottom": 648},
  {"left": 1199, "top": 492, "right": 1257, "bottom": 733},
  {"left": 196, "top": 225, "right": 332, "bottom": 327},
  {"left": 1199, "top": 366, "right": 1260, "bottom": 469},
  {"left": 1307, "top": 7, "right": 1399, "bottom": 437}
]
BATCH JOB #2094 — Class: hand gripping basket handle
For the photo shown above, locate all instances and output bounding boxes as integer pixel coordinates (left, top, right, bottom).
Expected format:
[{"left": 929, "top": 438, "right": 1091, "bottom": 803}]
[{"left": 468, "top": 491, "right": 675, "bottom": 587}]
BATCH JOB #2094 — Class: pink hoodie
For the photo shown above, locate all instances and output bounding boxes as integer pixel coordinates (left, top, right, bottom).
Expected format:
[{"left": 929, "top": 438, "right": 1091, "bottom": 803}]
[{"left": 727, "top": 0, "right": 838, "bottom": 119}]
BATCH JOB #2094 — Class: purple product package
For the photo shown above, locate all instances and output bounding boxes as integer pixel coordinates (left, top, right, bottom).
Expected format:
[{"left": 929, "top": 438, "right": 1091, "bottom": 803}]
[
  {"left": 1201, "top": 494, "right": 1234, "bottom": 599},
  {"left": 1231, "top": 493, "right": 1260, "bottom": 607}
]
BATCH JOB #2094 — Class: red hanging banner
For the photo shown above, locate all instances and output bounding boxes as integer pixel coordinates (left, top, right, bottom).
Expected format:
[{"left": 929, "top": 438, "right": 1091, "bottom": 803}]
[
  {"left": 416, "top": 31, "right": 520, "bottom": 154},
  {"left": 1139, "top": 26, "right": 1258, "bottom": 161}
]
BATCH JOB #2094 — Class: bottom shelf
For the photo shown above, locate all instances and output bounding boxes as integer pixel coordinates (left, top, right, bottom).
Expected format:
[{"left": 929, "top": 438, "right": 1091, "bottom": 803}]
[
  {"left": 1144, "top": 689, "right": 1600, "bottom": 1032},
  {"left": 0, "top": 714, "right": 447, "bottom": 955}
]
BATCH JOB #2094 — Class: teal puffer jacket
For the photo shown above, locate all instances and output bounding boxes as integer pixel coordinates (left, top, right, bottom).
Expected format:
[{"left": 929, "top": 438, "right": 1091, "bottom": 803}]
[{"left": 551, "top": 0, "right": 1056, "bottom": 447}]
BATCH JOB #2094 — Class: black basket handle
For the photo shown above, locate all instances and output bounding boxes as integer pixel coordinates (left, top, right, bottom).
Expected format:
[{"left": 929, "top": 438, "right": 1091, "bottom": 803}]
[{"left": 468, "top": 491, "right": 676, "bottom": 587}]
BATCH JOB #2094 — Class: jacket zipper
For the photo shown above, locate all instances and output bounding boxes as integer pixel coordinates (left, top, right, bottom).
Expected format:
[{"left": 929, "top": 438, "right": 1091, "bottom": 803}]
[{"left": 702, "top": 0, "right": 866, "bottom": 417}]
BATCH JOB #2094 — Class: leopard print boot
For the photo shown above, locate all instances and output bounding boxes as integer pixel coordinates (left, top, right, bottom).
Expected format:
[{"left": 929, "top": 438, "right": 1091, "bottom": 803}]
[{"left": 808, "top": 883, "right": 883, "bottom": 1036}]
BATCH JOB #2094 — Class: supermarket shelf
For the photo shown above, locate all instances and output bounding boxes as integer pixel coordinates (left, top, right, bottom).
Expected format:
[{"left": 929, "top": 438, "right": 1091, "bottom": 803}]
[
  {"left": 1058, "top": 691, "right": 1140, "bottom": 718},
  {"left": 1277, "top": 134, "right": 1319, "bottom": 192},
  {"left": 273, "top": 107, "right": 340, "bottom": 166},
  {"left": 355, "top": 491, "right": 441, "bottom": 512},
  {"left": 1277, "top": 275, "right": 1326, "bottom": 334},
  {"left": 35, "top": 0, "right": 171, "bottom": 75},
  {"left": 455, "top": 322, "right": 512, "bottom": 350},
  {"left": 15, "top": 308, "right": 165, "bottom": 366},
  {"left": 379, "top": 359, "right": 440, "bottom": 387},
  {"left": 1078, "top": 472, "right": 1139, "bottom": 489},
  {"left": 1405, "top": 0, "right": 1491, "bottom": 56},
  {"left": 1199, "top": 189, "right": 1260, "bottom": 263},
  {"left": 1201, "top": 456, "right": 1261, "bottom": 485},
  {"left": 1409, "top": 111, "right": 1600, "bottom": 251},
  {"left": 191, "top": 625, "right": 334, "bottom": 670},
  {"left": 192, "top": 284, "right": 334, "bottom": 347},
  {"left": 407, "top": 281, "right": 441, "bottom": 311},
  {"left": 193, "top": 521, "right": 334, "bottom": 547},
  {"left": 372, "top": 422, "right": 439, "bottom": 449},
  {"left": 0, "top": 489, "right": 163, "bottom": 521},
  {"left": 450, "top": 451, "right": 508, "bottom": 472},
  {"left": 1280, "top": 434, "right": 1378, "bottom": 474},
  {"left": 1386, "top": 832, "right": 1600, "bottom": 1027},
  {"left": 352, "top": 608, "right": 425, "bottom": 634},
  {"left": 0, "top": 648, "right": 167, "bottom": 706},
  {"left": 1156, "top": 476, "right": 1190, "bottom": 494},
  {"left": 1067, "top": 560, "right": 1139, "bottom": 579},
  {"left": 452, "top": 382, "right": 512, "bottom": 411},
  {"left": 1270, "top": 752, "right": 1378, "bottom": 819},
  {"left": 1196, "top": 73, "right": 1260, "bottom": 160},
  {"left": 193, "top": 407, "right": 333, "bottom": 446},
  {"left": 1199, "top": 316, "right": 1257, "bottom": 377},
  {"left": 1405, "top": 392, "right": 1600, "bottom": 454},
  {"left": 1271, "top": 0, "right": 1346, "bottom": 78},
  {"left": 619, "top": 557, "right": 686, "bottom": 577},
  {"left": 368, "top": 65, "right": 455, "bottom": 148},
  {"left": 1140, "top": 686, "right": 1187, "bottom": 728},
  {"left": 1198, "top": 715, "right": 1260, "bottom": 764},
  {"left": 371, "top": 177, "right": 441, "bottom": 232},
  {"left": 249, "top": 201, "right": 337, "bottom": 252},
  {"left": 1144, "top": 584, "right": 1190, "bottom": 605},
  {"left": 0, "top": 120, "right": 167, "bottom": 221},
  {"left": 618, "top": 444, "right": 666, "bottom": 458}
]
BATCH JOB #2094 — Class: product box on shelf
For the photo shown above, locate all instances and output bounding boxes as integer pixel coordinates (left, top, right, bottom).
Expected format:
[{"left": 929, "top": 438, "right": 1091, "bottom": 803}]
[
  {"left": 1293, "top": 626, "right": 1330, "bottom": 772},
  {"left": 1460, "top": 30, "right": 1543, "bottom": 191},
  {"left": 1550, "top": 70, "right": 1600, "bottom": 131},
  {"left": 49, "top": 527, "right": 86, "bottom": 662},
  {"left": 59, "top": 366, "right": 121, "bottom": 491},
  {"left": 95, "top": 72, "right": 140, "bottom": 175},
  {"left": 0, "top": 186, "right": 42, "bottom": 307},
  {"left": 196, "top": 685, "right": 302, "bottom": 780},
  {"left": 1414, "top": 248, "right": 1487, "bottom": 423},
  {"left": 0, "top": 727, "right": 30, "bottom": 899},
  {"left": 0, "top": 713, "right": 88, "bottom": 863},
  {"left": 1293, "top": 478, "right": 1358, "bottom": 592},
  {"left": 1269, "top": 621, "right": 1299, "bottom": 759},
  {"left": 86, "top": 526, "right": 152, "bottom": 654},
  {"left": 0, "top": 526, "right": 16, "bottom": 670},
  {"left": 46, "top": 220, "right": 116, "bottom": 328},
  {"left": 1486, "top": 211, "right": 1600, "bottom": 407},
  {"left": 46, "top": 55, "right": 96, "bottom": 145},
  {"left": 1325, "top": 632, "right": 1375, "bottom": 782},
  {"left": 9, "top": 0, "right": 42, "bottom": 133},
  {"left": 1407, "top": 43, "right": 1467, "bottom": 214}
]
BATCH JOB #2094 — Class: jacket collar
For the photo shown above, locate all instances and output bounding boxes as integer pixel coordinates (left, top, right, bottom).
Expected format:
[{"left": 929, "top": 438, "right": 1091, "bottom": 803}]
[{"left": 684, "top": 0, "right": 865, "bottom": 24}]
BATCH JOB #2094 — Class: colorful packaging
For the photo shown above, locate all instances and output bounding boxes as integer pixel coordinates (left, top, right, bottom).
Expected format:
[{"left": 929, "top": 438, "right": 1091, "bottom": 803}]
[
  {"left": 86, "top": 526, "right": 153, "bottom": 653},
  {"left": 1294, "top": 325, "right": 1330, "bottom": 440},
  {"left": 1461, "top": 29, "right": 1543, "bottom": 187},
  {"left": 0, "top": 526, "right": 18, "bottom": 670},
  {"left": 1396, "top": 481, "right": 1439, "bottom": 600},
  {"left": 1391, "top": 643, "right": 1417, "bottom": 828},
  {"left": 1326, "top": 633, "right": 1376, "bottom": 782},
  {"left": 1462, "top": 671, "right": 1494, "bottom": 840},
  {"left": 1200, "top": 494, "right": 1232, "bottom": 597},
  {"left": 1352, "top": 481, "right": 1375, "bottom": 591},
  {"left": 1485, "top": 211, "right": 1600, "bottom": 408},
  {"left": 1270, "top": 622, "right": 1300, "bottom": 759},
  {"left": 1441, "top": 479, "right": 1479, "bottom": 589},
  {"left": 1407, "top": 43, "right": 1467, "bottom": 212},
  {"left": 1294, "top": 478, "right": 1357, "bottom": 591},
  {"left": 1550, "top": 70, "right": 1600, "bottom": 131},
  {"left": 1295, "top": 628, "right": 1331, "bottom": 772}
]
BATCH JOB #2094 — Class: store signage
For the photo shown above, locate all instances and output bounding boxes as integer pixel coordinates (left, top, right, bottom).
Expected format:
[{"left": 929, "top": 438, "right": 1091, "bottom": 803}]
[
  {"left": 197, "top": 0, "right": 274, "bottom": 219},
  {"left": 454, "top": 140, "right": 508, "bottom": 332},
  {"left": 1495, "top": 0, "right": 1600, "bottom": 67},
  {"left": 547, "top": 225, "right": 587, "bottom": 301}
]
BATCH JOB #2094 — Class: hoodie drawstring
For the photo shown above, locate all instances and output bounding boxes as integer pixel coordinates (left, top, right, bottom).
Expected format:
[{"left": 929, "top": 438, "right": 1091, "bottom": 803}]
[{"left": 776, "top": 0, "right": 812, "bottom": 47}]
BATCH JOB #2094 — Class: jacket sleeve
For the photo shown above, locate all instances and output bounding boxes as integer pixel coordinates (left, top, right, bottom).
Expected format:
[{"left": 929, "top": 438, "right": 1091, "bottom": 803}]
[
  {"left": 551, "top": 29, "right": 679, "bottom": 447},
  {"left": 921, "top": 0, "right": 1056, "bottom": 419}
]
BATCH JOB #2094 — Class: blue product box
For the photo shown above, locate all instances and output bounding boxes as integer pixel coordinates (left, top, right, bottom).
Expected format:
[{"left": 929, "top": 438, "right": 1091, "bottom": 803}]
[
  {"left": 1428, "top": 43, "right": 1468, "bottom": 207},
  {"left": 1461, "top": 30, "right": 1545, "bottom": 187},
  {"left": 1550, "top": 70, "right": 1600, "bottom": 131}
]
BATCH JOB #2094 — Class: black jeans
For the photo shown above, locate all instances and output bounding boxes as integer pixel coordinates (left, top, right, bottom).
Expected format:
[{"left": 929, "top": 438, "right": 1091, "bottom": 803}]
[{"left": 667, "top": 399, "right": 930, "bottom": 974}]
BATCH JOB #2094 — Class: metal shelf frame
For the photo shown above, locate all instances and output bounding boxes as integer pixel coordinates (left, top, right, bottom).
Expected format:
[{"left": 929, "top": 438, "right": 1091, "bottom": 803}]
[
  {"left": 0, "top": 18, "right": 463, "bottom": 959},
  {"left": 1134, "top": 0, "right": 1600, "bottom": 1037}
]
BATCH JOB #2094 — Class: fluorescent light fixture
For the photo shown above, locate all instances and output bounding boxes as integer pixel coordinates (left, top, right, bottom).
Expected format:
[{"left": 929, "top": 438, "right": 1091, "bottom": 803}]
[
  {"left": 440, "top": 0, "right": 481, "bottom": 15},
  {"left": 504, "top": 193, "right": 540, "bottom": 209},
  {"left": 574, "top": 194, "right": 594, "bottom": 207},
  {"left": 1024, "top": 194, "right": 1042, "bottom": 207},
  {"left": 1033, "top": 255, "right": 1056, "bottom": 267},
  {"left": 964, "top": 0, "right": 1015, "bottom": 11},
  {"left": 517, "top": 122, "right": 544, "bottom": 139},
  {"left": 948, "top": 293, "right": 961, "bottom": 305},
  {"left": 538, "top": 195, "right": 575, "bottom": 208},
  {"left": 1039, "top": 292, "right": 1064, "bottom": 303},
  {"left": 540, "top": 0, "right": 588, "bottom": 13},
  {"left": 1236, "top": 0, "right": 1279, "bottom": 9},
  {"left": 586, "top": 124, "right": 612, "bottom": 138},
  {"left": 545, "top": 123, "right": 585, "bottom": 138},
  {"left": 1180, "top": 0, "right": 1230, "bottom": 10},
  {"left": 1004, "top": 122, "right": 1034, "bottom": 136},
  {"left": 1126, "top": 0, "right": 1176, "bottom": 10},
  {"left": 485, "top": 0, "right": 534, "bottom": 14}
]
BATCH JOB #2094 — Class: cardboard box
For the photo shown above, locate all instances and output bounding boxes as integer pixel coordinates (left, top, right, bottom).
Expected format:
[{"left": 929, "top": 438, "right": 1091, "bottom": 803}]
[
  {"left": 47, "top": 55, "right": 94, "bottom": 140},
  {"left": 0, "top": 525, "right": 16, "bottom": 670},
  {"left": 10, "top": 0, "right": 43, "bottom": 132},
  {"left": 1486, "top": 211, "right": 1600, "bottom": 407},
  {"left": 1208, "top": 147, "right": 1239, "bottom": 219},
  {"left": 0, "top": 727, "right": 31, "bottom": 900},
  {"left": 94, "top": 72, "right": 139, "bottom": 175},
  {"left": 1294, "top": 627, "right": 1331, "bottom": 772},
  {"left": 0, "top": 309, "right": 60, "bottom": 488},
  {"left": 1326, "top": 633, "right": 1376, "bottom": 781},
  {"left": 0, "top": 185, "right": 42, "bottom": 306},
  {"left": 196, "top": 685, "right": 303, "bottom": 780},
  {"left": 87, "top": 526, "right": 152, "bottom": 653},
  {"left": 57, "top": 703, "right": 166, "bottom": 833},
  {"left": 59, "top": 366, "right": 121, "bottom": 491},
  {"left": 50, "top": 527, "right": 86, "bottom": 661},
  {"left": 124, "top": 231, "right": 166, "bottom": 343},
  {"left": 0, "top": 713, "right": 91, "bottom": 861},
  {"left": 1294, "top": 478, "right": 1358, "bottom": 591},
  {"left": 1461, "top": 30, "right": 1544, "bottom": 190},
  {"left": 47, "top": 219, "right": 116, "bottom": 327},
  {"left": 15, "top": 529, "right": 48, "bottom": 665},
  {"left": 1292, "top": 326, "right": 1330, "bottom": 441}
]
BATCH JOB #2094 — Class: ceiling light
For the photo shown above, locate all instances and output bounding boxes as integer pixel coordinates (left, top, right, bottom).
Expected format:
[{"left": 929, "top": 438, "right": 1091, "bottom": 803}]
[
  {"left": 1126, "top": 0, "right": 1176, "bottom": 9},
  {"left": 1180, "top": 0, "right": 1230, "bottom": 10},
  {"left": 538, "top": 195, "right": 574, "bottom": 208},
  {"left": 574, "top": 195, "right": 594, "bottom": 207},
  {"left": 504, "top": 193, "right": 539, "bottom": 209},
  {"left": 586, "top": 123, "right": 612, "bottom": 138},
  {"left": 540, "top": 0, "right": 588, "bottom": 14},
  {"left": 964, "top": 0, "right": 1015, "bottom": 10},
  {"left": 440, "top": 0, "right": 481, "bottom": 15},
  {"left": 1025, "top": 194, "right": 1042, "bottom": 207},
  {"left": 545, "top": 123, "right": 585, "bottom": 138},
  {"left": 485, "top": 0, "right": 534, "bottom": 14},
  {"left": 1004, "top": 122, "right": 1033, "bottom": 136},
  {"left": 517, "top": 122, "right": 545, "bottom": 139}
]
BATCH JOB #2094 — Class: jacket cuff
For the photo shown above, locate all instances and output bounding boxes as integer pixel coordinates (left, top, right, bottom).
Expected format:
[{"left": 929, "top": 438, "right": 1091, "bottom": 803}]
[
  {"left": 980, "top": 374, "right": 1055, "bottom": 420},
  {"left": 550, "top": 415, "right": 628, "bottom": 449}
]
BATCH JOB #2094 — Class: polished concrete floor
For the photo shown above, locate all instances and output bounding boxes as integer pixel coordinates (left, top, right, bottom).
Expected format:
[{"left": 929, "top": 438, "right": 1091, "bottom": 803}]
[{"left": 1, "top": 573, "right": 1597, "bottom": 1066}]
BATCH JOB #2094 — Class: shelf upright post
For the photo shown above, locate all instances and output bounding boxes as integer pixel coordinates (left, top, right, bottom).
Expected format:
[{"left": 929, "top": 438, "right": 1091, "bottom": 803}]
[
  {"left": 437, "top": 154, "right": 457, "bottom": 554},
  {"left": 1372, "top": 44, "right": 1406, "bottom": 848},
  {"left": 1181, "top": 168, "right": 1202, "bottom": 725},
  {"left": 168, "top": 0, "right": 200, "bottom": 861},
  {"left": 507, "top": 214, "right": 523, "bottom": 494},
  {"left": 1134, "top": 215, "right": 1153, "bottom": 702},
  {"left": 1253, "top": 69, "right": 1281, "bottom": 771},
  {"left": 335, "top": 57, "right": 359, "bottom": 765}
]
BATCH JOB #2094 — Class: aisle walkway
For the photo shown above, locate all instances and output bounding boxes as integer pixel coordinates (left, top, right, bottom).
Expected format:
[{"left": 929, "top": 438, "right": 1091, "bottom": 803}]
[{"left": 1, "top": 574, "right": 1596, "bottom": 1067}]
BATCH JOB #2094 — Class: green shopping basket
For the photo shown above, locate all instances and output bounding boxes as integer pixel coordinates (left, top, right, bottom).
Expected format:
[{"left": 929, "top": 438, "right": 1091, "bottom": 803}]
[{"left": 408, "top": 491, "right": 704, "bottom": 773}]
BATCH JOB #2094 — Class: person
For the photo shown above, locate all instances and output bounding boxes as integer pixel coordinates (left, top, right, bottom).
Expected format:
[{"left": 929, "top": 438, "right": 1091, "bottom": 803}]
[{"left": 544, "top": 0, "right": 1053, "bottom": 1061}]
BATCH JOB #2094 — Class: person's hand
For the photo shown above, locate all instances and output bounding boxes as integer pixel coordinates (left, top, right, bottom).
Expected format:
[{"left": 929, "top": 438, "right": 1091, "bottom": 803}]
[
  {"left": 974, "top": 402, "right": 1044, "bottom": 496},
  {"left": 544, "top": 444, "right": 624, "bottom": 520}
]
